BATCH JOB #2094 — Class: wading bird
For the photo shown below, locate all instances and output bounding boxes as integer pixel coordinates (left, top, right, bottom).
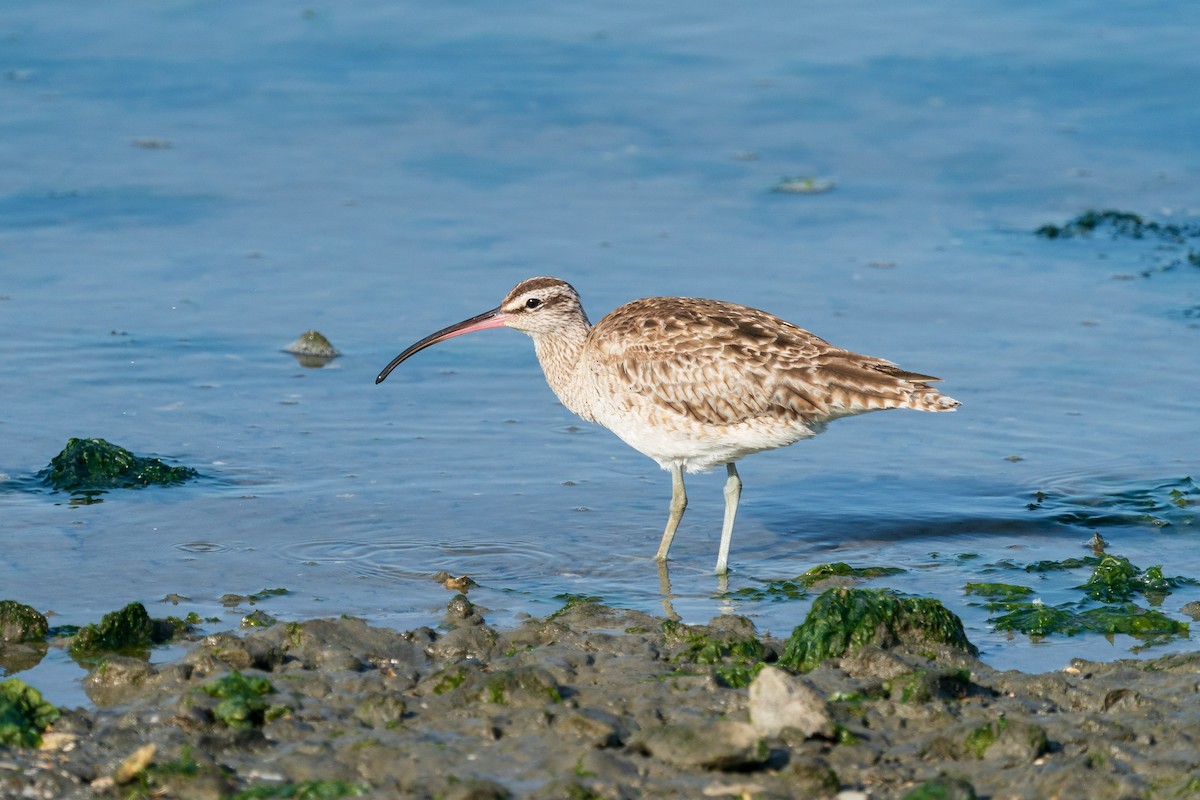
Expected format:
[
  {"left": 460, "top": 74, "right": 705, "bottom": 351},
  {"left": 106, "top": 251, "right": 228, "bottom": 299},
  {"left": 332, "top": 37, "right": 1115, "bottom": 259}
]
[{"left": 377, "top": 277, "right": 958, "bottom": 574}]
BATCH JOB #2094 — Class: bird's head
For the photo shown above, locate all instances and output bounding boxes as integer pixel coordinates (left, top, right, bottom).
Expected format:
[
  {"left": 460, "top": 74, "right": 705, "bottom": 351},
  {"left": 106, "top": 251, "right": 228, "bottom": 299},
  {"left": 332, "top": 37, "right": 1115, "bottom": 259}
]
[{"left": 375, "top": 276, "right": 588, "bottom": 384}]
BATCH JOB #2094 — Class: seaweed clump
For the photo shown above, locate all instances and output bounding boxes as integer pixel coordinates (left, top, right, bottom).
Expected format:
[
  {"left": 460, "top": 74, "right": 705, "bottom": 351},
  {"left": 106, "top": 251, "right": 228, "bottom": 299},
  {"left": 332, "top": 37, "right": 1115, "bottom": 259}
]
[
  {"left": 69, "top": 602, "right": 175, "bottom": 658},
  {"left": 730, "top": 562, "right": 905, "bottom": 602},
  {"left": 0, "top": 600, "right": 48, "bottom": 643},
  {"left": 1035, "top": 210, "right": 1200, "bottom": 279},
  {"left": 0, "top": 678, "right": 60, "bottom": 748},
  {"left": 39, "top": 437, "right": 198, "bottom": 492},
  {"left": 1034, "top": 209, "right": 1199, "bottom": 240},
  {"left": 200, "top": 670, "right": 279, "bottom": 729},
  {"left": 982, "top": 550, "right": 1193, "bottom": 646},
  {"left": 779, "top": 588, "right": 977, "bottom": 673}
]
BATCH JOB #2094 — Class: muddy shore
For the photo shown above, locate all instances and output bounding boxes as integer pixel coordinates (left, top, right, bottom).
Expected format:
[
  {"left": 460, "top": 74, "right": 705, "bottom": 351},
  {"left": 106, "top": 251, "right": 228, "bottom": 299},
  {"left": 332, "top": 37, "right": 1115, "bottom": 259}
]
[{"left": 3, "top": 595, "right": 1198, "bottom": 800}]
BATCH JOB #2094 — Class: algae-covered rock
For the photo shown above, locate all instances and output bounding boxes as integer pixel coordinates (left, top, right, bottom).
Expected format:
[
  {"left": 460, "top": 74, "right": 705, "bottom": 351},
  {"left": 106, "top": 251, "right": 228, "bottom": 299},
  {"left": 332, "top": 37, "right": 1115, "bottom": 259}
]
[
  {"left": 901, "top": 773, "right": 977, "bottom": 800},
  {"left": 633, "top": 720, "right": 769, "bottom": 770},
  {"left": 83, "top": 655, "right": 157, "bottom": 707},
  {"left": 69, "top": 602, "right": 173, "bottom": 658},
  {"left": 480, "top": 666, "right": 562, "bottom": 706},
  {"left": 39, "top": 437, "right": 198, "bottom": 492},
  {"left": 199, "top": 670, "right": 277, "bottom": 729},
  {"left": 779, "top": 589, "right": 977, "bottom": 673},
  {"left": 0, "top": 678, "right": 60, "bottom": 748},
  {"left": 797, "top": 562, "right": 906, "bottom": 588},
  {"left": 664, "top": 616, "right": 767, "bottom": 688},
  {"left": 284, "top": 330, "right": 340, "bottom": 367},
  {"left": 888, "top": 668, "right": 973, "bottom": 704},
  {"left": 0, "top": 600, "right": 48, "bottom": 643},
  {"left": 962, "top": 716, "right": 1048, "bottom": 763},
  {"left": 781, "top": 756, "right": 840, "bottom": 798}
]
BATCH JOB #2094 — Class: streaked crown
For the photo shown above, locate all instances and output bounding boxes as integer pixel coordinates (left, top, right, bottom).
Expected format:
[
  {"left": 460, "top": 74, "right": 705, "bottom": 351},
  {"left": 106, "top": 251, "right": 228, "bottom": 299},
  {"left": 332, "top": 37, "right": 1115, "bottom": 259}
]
[{"left": 499, "top": 277, "right": 590, "bottom": 333}]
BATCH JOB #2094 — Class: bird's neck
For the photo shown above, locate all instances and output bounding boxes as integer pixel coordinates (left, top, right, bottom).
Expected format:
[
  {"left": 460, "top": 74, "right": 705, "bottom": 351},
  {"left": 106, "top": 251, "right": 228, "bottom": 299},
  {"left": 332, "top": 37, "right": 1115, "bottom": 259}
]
[{"left": 531, "top": 318, "right": 594, "bottom": 421}]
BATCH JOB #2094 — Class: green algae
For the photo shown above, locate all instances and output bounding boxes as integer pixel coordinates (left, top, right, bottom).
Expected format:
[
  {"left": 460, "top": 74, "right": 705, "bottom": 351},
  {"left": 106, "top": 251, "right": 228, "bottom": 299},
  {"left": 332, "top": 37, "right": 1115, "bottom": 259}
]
[
  {"left": 1077, "top": 605, "right": 1189, "bottom": 639},
  {"left": 200, "top": 670, "right": 278, "bottom": 729},
  {"left": 901, "top": 773, "right": 978, "bottom": 800},
  {"left": 889, "top": 668, "right": 973, "bottom": 704},
  {"left": 797, "top": 562, "right": 906, "bottom": 587},
  {"left": 1035, "top": 210, "right": 1200, "bottom": 280},
  {"left": 778, "top": 588, "right": 977, "bottom": 673},
  {"left": 964, "top": 583, "right": 1033, "bottom": 601},
  {"left": 1073, "top": 555, "right": 1196, "bottom": 604},
  {"left": 481, "top": 666, "right": 562, "bottom": 705},
  {"left": 547, "top": 593, "right": 603, "bottom": 620},
  {"left": 248, "top": 587, "right": 290, "bottom": 602},
  {"left": 990, "top": 604, "right": 1082, "bottom": 638},
  {"left": 991, "top": 549, "right": 1196, "bottom": 609},
  {"left": 771, "top": 175, "right": 836, "bottom": 194},
  {"left": 963, "top": 583, "right": 1034, "bottom": 612},
  {"left": 1036, "top": 209, "right": 1200, "bottom": 242},
  {"left": 664, "top": 621, "right": 767, "bottom": 688},
  {"left": 964, "top": 717, "right": 1006, "bottom": 759},
  {"left": 1077, "top": 555, "right": 1142, "bottom": 602},
  {"left": 0, "top": 600, "right": 48, "bottom": 643},
  {"left": 991, "top": 602, "right": 1188, "bottom": 642},
  {"left": 730, "top": 562, "right": 905, "bottom": 603},
  {"left": 431, "top": 666, "right": 468, "bottom": 695},
  {"left": 39, "top": 437, "right": 198, "bottom": 493},
  {"left": 229, "top": 780, "right": 370, "bottom": 800},
  {"left": 728, "top": 578, "right": 808, "bottom": 602},
  {"left": 241, "top": 610, "right": 277, "bottom": 628},
  {"left": 0, "top": 678, "right": 60, "bottom": 748},
  {"left": 69, "top": 602, "right": 174, "bottom": 658}
]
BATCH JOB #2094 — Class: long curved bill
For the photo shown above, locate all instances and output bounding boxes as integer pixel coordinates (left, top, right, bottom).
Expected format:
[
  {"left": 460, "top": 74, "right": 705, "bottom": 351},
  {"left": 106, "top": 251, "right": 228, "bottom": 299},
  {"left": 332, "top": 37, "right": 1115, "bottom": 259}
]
[{"left": 375, "top": 306, "right": 509, "bottom": 384}]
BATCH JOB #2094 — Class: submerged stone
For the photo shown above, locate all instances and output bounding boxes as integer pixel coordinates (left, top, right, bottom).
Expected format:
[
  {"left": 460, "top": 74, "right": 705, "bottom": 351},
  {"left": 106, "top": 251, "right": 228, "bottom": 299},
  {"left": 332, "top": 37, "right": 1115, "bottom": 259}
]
[
  {"left": 0, "top": 600, "right": 48, "bottom": 643},
  {"left": 284, "top": 330, "right": 340, "bottom": 367},
  {"left": 779, "top": 588, "right": 977, "bottom": 673},
  {"left": 0, "top": 678, "right": 60, "bottom": 748},
  {"left": 39, "top": 437, "right": 198, "bottom": 492}
]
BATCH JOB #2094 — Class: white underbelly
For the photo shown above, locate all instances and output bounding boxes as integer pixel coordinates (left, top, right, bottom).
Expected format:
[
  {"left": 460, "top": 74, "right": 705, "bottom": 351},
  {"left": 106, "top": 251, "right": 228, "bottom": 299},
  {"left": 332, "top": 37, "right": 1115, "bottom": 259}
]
[{"left": 593, "top": 406, "right": 820, "bottom": 473}]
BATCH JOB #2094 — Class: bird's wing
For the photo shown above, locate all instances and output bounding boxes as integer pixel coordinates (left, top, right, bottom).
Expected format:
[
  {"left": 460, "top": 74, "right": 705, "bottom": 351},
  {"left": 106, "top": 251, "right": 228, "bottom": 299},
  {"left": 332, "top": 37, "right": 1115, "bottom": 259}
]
[{"left": 586, "top": 297, "right": 952, "bottom": 426}]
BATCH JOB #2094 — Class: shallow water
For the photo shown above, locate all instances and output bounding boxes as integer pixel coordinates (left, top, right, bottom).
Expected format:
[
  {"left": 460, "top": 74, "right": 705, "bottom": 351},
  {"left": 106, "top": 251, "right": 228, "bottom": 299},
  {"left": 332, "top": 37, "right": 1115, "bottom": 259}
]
[{"left": 2, "top": 1, "right": 1198, "bottom": 707}]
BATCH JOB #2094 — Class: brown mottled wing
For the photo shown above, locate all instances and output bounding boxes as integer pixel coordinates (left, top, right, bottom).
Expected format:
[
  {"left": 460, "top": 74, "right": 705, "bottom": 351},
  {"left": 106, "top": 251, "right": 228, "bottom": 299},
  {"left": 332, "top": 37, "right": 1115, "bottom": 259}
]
[{"left": 586, "top": 297, "right": 952, "bottom": 426}]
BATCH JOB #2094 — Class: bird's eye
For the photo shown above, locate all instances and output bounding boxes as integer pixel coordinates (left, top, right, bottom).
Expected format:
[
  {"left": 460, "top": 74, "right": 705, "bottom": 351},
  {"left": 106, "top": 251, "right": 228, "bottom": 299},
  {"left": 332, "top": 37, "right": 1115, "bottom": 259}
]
[{"left": 525, "top": 297, "right": 543, "bottom": 309}]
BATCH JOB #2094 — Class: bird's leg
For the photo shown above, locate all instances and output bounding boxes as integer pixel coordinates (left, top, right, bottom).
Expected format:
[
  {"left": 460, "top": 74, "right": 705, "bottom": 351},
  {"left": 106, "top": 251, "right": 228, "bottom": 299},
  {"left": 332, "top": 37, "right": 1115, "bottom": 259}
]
[
  {"left": 715, "top": 463, "right": 742, "bottom": 575},
  {"left": 656, "top": 463, "right": 687, "bottom": 562},
  {"left": 657, "top": 559, "right": 681, "bottom": 621}
]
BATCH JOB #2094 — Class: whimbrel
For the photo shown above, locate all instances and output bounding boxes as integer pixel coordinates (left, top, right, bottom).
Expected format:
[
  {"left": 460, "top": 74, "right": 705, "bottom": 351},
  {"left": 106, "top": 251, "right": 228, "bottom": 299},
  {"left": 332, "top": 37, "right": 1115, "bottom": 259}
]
[{"left": 377, "top": 277, "right": 959, "bottom": 574}]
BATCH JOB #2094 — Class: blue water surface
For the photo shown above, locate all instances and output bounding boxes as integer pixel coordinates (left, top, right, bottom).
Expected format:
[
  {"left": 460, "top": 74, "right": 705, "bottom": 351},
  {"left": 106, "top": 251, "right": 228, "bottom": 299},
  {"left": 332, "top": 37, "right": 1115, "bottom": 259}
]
[{"left": 2, "top": 1, "right": 1198, "bottom": 707}]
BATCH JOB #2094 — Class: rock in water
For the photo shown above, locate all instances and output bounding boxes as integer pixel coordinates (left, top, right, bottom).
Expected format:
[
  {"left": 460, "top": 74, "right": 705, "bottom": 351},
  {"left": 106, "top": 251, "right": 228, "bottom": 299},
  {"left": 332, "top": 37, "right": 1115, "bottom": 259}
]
[
  {"left": 284, "top": 330, "right": 340, "bottom": 367},
  {"left": 39, "top": 438, "right": 198, "bottom": 492}
]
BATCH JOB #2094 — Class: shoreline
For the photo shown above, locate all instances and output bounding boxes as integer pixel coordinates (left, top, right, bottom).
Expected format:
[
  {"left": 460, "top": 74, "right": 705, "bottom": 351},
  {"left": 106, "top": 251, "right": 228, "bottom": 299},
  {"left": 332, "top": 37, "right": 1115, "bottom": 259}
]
[{"left": 3, "top": 595, "right": 1198, "bottom": 799}]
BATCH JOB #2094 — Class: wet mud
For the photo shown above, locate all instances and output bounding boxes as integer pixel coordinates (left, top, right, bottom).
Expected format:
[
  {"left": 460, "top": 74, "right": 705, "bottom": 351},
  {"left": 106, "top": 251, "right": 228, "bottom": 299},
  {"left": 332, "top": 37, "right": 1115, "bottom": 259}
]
[{"left": 3, "top": 597, "right": 1199, "bottom": 799}]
